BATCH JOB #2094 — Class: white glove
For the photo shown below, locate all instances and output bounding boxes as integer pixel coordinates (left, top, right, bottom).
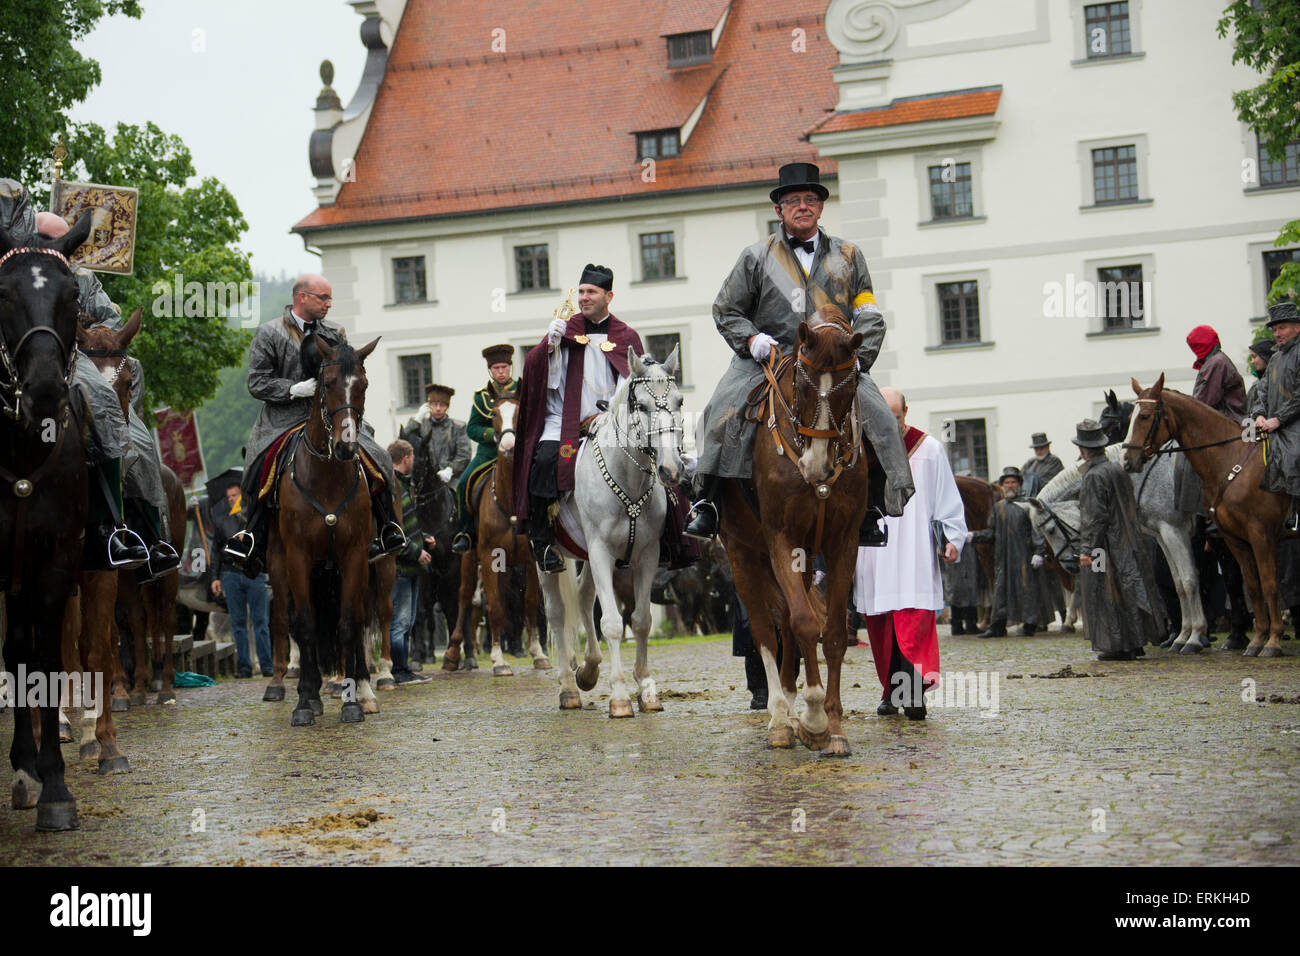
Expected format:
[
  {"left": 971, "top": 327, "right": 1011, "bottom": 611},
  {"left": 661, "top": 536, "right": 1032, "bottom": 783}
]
[
  {"left": 1031, "top": 554, "right": 1044, "bottom": 569},
  {"left": 813, "top": 570, "right": 826, "bottom": 589},
  {"left": 964, "top": 531, "right": 974, "bottom": 543},
  {"left": 289, "top": 378, "right": 316, "bottom": 399},
  {"left": 681, "top": 453, "right": 698, "bottom": 479},
  {"left": 437, "top": 467, "right": 453, "bottom": 483},
  {"left": 416, "top": 404, "right": 432, "bottom": 422},
  {"left": 547, "top": 318, "right": 567, "bottom": 347},
  {"left": 748, "top": 333, "right": 778, "bottom": 362}
]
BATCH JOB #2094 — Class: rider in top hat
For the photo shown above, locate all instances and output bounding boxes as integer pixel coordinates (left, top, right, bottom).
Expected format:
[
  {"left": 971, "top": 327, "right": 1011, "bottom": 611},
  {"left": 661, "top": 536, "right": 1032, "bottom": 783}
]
[
  {"left": 971, "top": 465, "right": 1043, "bottom": 638},
  {"left": 223, "top": 274, "right": 405, "bottom": 574},
  {"left": 512, "top": 264, "right": 644, "bottom": 573},
  {"left": 1250, "top": 301, "right": 1300, "bottom": 531},
  {"left": 451, "top": 344, "right": 518, "bottom": 555},
  {"left": 1021, "top": 433, "right": 1063, "bottom": 497},
  {"left": 684, "top": 162, "right": 913, "bottom": 545}
]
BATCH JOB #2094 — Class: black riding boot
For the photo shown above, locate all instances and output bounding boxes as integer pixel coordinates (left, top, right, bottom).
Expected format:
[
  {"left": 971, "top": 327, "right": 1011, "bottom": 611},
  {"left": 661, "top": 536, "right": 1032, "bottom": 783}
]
[
  {"left": 683, "top": 474, "right": 720, "bottom": 541},
  {"left": 85, "top": 460, "right": 148, "bottom": 571},
  {"left": 529, "top": 495, "right": 563, "bottom": 573},
  {"left": 744, "top": 648, "right": 767, "bottom": 710},
  {"left": 369, "top": 490, "right": 406, "bottom": 562},
  {"left": 126, "top": 497, "right": 180, "bottom": 581},
  {"left": 859, "top": 458, "right": 888, "bottom": 547},
  {"left": 451, "top": 510, "right": 474, "bottom": 555}
]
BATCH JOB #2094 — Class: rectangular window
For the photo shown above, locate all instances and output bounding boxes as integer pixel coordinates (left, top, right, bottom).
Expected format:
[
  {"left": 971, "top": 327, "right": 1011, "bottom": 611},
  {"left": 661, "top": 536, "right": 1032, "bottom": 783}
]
[
  {"left": 1091, "top": 145, "right": 1138, "bottom": 204},
  {"left": 640, "top": 232, "right": 676, "bottom": 281},
  {"left": 947, "top": 419, "right": 988, "bottom": 479},
  {"left": 667, "top": 31, "right": 712, "bottom": 68},
  {"left": 937, "top": 280, "right": 980, "bottom": 344},
  {"left": 645, "top": 332, "right": 683, "bottom": 384},
  {"left": 1097, "top": 264, "right": 1145, "bottom": 329},
  {"left": 1084, "top": 2, "right": 1131, "bottom": 58},
  {"left": 637, "top": 129, "right": 680, "bottom": 160},
  {"left": 399, "top": 354, "right": 431, "bottom": 409},
  {"left": 1264, "top": 249, "right": 1300, "bottom": 296},
  {"left": 514, "top": 243, "right": 550, "bottom": 292},
  {"left": 928, "top": 162, "right": 973, "bottom": 220},
  {"left": 1259, "top": 140, "right": 1300, "bottom": 187},
  {"left": 393, "top": 256, "right": 427, "bottom": 303}
]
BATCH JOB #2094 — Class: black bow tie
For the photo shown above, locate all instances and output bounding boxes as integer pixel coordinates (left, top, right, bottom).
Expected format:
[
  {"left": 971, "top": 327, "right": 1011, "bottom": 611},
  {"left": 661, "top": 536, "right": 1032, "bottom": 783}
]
[
  {"left": 302, "top": 321, "right": 316, "bottom": 333},
  {"left": 786, "top": 235, "right": 815, "bottom": 254}
]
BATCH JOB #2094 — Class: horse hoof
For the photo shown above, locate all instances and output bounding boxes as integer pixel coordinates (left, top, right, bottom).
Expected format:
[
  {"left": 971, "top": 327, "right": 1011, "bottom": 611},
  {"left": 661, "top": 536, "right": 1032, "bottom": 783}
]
[
  {"left": 149, "top": 679, "right": 163, "bottom": 693},
  {"left": 35, "top": 801, "right": 79, "bottom": 832},
  {"left": 792, "top": 718, "right": 829, "bottom": 752},
  {"left": 559, "top": 690, "right": 582, "bottom": 710},
  {"left": 609, "top": 698, "right": 634, "bottom": 718},
  {"left": 156, "top": 691, "right": 176, "bottom": 705},
  {"left": 638, "top": 695, "right": 663, "bottom": 713},
  {"left": 1059, "top": 624, "right": 1075, "bottom": 634},
  {"left": 1170, "top": 638, "right": 1187, "bottom": 650},
  {"left": 340, "top": 702, "right": 365, "bottom": 723},
  {"left": 1259, "top": 645, "right": 1284, "bottom": 658},
  {"left": 97, "top": 755, "right": 130, "bottom": 775},
  {"left": 768, "top": 725, "right": 794, "bottom": 749},
  {"left": 262, "top": 685, "right": 285, "bottom": 702},
  {"left": 309, "top": 699, "right": 324, "bottom": 717},
  {"left": 58, "top": 720, "right": 74, "bottom": 744},
  {"left": 110, "top": 697, "right": 129, "bottom": 713},
  {"left": 492, "top": 664, "right": 513, "bottom": 677},
  {"left": 328, "top": 683, "right": 344, "bottom": 699},
  {"left": 823, "top": 735, "right": 852, "bottom": 757},
  {"left": 1243, "top": 644, "right": 1262, "bottom": 657},
  {"left": 79, "top": 741, "right": 100, "bottom": 760},
  {"left": 376, "top": 678, "right": 397, "bottom": 691},
  {"left": 291, "top": 708, "right": 315, "bottom": 727},
  {"left": 128, "top": 691, "right": 147, "bottom": 707},
  {"left": 1179, "top": 641, "right": 1204, "bottom": 655},
  {"left": 285, "top": 667, "right": 300, "bottom": 678},
  {"left": 533, "top": 657, "right": 552, "bottom": 670},
  {"left": 12, "top": 771, "right": 41, "bottom": 809},
  {"left": 575, "top": 664, "right": 599, "bottom": 692},
  {"left": 441, "top": 657, "right": 459, "bottom": 672},
  {"left": 361, "top": 698, "right": 379, "bottom": 714}
]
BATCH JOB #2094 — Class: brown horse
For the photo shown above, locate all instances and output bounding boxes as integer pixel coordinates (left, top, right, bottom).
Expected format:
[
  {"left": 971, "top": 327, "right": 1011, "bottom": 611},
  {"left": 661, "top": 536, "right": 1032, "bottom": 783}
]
[
  {"left": 955, "top": 474, "right": 1000, "bottom": 596},
  {"left": 1123, "top": 375, "right": 1294, "bottom": 656},
  {"left": 719, "top": 318, "right": 866, "bottom": 756},
  {"left": 77, "top": 312, "right": 186, "bottom": 708},
  {"left": 444, "top": 394, "right": 548, "bottom": 674}
]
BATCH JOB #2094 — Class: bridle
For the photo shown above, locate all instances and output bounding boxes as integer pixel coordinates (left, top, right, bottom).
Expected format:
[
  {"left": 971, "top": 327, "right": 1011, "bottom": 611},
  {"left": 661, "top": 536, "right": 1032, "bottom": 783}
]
[
  {"left": 1033, "top": 498, "right": 1081, "bottom": 571},
  {"left": 0, "top": 247, "right": 79, "bottom": 423},
  {"left": 303, "top": 358, "right": 365, "bottom": 460},
  {"left": 1121, "top": 395, "right": 1246, "bottom": 460}
]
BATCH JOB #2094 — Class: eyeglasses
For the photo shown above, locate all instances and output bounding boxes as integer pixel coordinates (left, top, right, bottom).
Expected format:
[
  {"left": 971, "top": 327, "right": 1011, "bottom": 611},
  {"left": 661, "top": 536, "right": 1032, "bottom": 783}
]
[
  {"left": 778, "top": 195, "right": 823, "bottom": 209},
  {"left": 301, "top": 290, "right": 332, "bottom": 302}
]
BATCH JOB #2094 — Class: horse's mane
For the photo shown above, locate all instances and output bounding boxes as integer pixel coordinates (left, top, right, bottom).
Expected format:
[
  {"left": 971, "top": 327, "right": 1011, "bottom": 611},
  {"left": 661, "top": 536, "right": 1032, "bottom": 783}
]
[
  {"left": 1157, "top": 387, "right": 1243, "bottom": 429},
  {"left": 300, "top": 333, "right": 358, "bottom": 380}
]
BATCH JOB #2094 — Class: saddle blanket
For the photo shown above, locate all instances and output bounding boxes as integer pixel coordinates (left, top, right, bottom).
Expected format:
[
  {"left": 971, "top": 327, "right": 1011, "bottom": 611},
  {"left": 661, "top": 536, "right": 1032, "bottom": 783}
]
[{"left": 256, "top": 423, "right": 387, "bottom": 503}]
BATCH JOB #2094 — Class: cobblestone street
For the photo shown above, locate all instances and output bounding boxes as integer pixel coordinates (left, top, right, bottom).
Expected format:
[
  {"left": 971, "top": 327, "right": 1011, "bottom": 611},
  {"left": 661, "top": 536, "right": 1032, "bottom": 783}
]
[{"left": 2, "top": 628, "right": 1297, "bottom": 865}]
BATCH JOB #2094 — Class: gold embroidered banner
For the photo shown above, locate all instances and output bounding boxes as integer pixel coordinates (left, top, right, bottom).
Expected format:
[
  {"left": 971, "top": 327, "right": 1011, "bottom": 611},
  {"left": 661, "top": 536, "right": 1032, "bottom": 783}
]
[{"left": 50, "top": 180, "right": 139, "bottom": 275}]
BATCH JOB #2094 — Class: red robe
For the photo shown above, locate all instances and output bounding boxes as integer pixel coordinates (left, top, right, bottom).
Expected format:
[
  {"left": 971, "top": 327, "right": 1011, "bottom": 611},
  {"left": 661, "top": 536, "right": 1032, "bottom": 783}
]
[{"left": 512, "top": 313, "right": 644, "bottom": 523}]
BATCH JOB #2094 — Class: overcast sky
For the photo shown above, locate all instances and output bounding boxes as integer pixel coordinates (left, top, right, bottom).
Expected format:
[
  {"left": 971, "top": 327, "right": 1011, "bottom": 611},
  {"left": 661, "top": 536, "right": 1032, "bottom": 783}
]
[{"left": 71, "top": 1, "right": 364, "bottom": 278}]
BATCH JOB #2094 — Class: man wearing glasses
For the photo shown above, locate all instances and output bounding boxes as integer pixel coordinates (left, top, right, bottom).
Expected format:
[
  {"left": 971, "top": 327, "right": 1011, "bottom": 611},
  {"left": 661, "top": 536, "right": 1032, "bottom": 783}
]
[
  {"left": 685, "top": 162, "right": 913, "bottom": 546},
  {"left": 224, "top": 273, "right": 405, "bottom": 576}
]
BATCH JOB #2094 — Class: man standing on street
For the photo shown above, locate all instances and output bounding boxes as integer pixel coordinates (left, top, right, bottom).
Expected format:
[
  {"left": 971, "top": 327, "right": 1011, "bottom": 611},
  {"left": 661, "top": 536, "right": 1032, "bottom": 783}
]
[
  {"left": 854, "top": 388, "right": 965, "bottom": 720},
  {"left": 209, "top": 476, "right": 271, "bottom": 678},
  {"left": 973, "top": 466, "right": 1042, "bottom": 637}
]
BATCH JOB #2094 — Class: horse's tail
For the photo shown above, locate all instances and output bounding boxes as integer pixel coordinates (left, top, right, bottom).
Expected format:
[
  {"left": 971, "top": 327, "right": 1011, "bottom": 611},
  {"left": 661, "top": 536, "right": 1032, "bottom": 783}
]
[{"left": 310, "top": 562, "right": 343, "bottom": 671}]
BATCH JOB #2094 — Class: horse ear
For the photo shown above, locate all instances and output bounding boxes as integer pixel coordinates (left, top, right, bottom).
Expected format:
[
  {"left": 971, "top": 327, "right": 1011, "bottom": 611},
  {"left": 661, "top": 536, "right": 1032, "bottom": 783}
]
[
  {"left": 1106, "top": 389, "right": 1116, "bottom": 408},
  {"left": 118, "top": 307, "right": 142, "bottom": 348},
  {"left": 797, "top": 322, "right": 809, "bottom": 346},
  {"left": 850, "top": 332, "right": 864, "bottom": 352},
  {"left": 1153, "top": 372, "right": 1165, "bottom": 394},
  {"left": 1130, "top": 377, "right": 1143, "bottom": 397},
  {"left": 51, "top": 212, "right": 93, "bottom": 258},
  {"left": 628, "top": 345, "right": 642, "bottom": 375},
  {"left": 355, "top": 336, "right": 380, "bottom": 362},
  {"left": 661, "top": 344, "right": 679, "bottom": 379}
]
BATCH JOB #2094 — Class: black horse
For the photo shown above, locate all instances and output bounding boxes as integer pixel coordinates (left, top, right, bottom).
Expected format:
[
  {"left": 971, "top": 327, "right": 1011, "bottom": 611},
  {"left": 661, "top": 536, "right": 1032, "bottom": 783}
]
[
  {"left": 0, "top": 213, "right": 94, "bottom": 830},
  {"left": 409, "top": 465, "right": 462, "bottom": 664}
]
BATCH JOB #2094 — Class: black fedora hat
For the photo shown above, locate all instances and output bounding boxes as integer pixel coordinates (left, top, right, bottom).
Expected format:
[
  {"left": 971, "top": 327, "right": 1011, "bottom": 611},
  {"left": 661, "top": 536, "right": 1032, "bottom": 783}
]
[
  {"left": 998, "top": 466, "right": 1023, "bottom": 483},
  {"left": 1071, "top": 418, "right": 1109, "bottom": 449},
  {"left": 1029, "top": 432, "right": 1050, "bottom": 448},
  {"left": 1266, "top": 301, "right": 1299, "bottom": 328},
  {"left": 770, "top": 162, "right": 829, "bottom": 203}
]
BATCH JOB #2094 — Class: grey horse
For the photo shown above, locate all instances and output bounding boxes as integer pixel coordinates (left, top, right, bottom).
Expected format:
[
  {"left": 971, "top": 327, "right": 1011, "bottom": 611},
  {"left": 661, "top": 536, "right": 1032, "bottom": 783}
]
[
  {"left": 1019, "top": 392, "right": 1207, "bottom": 652},
  {"left": 538, "top": 346, "right": 686, "bottom": 716}
]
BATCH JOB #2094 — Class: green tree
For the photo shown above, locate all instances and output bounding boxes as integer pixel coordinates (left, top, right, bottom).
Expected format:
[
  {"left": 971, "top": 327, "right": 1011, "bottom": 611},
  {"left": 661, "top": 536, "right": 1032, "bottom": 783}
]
[
  {"left": 1219, "top": 0, "right": 1300, "bottom": 303},
  {"left": 0, "top": 0, "right": 141, "bottom": 185},
  {"left": 60, "top": 120, "right": 253, "bottom": 413}
]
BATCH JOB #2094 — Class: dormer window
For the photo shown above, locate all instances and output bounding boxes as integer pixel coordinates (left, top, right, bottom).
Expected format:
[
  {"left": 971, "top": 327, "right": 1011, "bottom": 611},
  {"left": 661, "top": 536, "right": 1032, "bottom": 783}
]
[
  {"left": 666, "top": 31, "right": 711, "bottom": 68},
  {"left": 637, "top": 129, "right": 680, "bottom": 160}
]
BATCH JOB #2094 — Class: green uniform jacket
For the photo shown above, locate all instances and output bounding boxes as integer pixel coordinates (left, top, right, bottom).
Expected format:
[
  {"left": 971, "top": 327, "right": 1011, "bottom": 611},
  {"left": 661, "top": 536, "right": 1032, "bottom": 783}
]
[{"left": 457, "top": 377, "right": 517, "bottom": 518}]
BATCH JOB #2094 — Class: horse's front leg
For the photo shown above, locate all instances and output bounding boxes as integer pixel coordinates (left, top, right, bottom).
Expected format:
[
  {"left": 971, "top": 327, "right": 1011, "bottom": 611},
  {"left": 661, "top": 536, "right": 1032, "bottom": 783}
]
[
  {"left": 589, "top": 545, "right": 632, "bottom": 717},
  {"left": 539, "top": 570, "right": 579, "bottom": 709},
  {"left": 341, "top": 562, "right": 370, "bottom": 722},
  {"left": 574, "top": 561, "right": 603, "bottom": 696},
  {"left": 1157, "top": 522, "right": 1206, "bottom": 652},
  {"left": 1251, "top": 533, "right": 1286, "bottom": 656},
  {"left": 630, "top": 550, "right": 661, "bottom": 712},
  {"left": 83, "top": 572, "right": 128, "bottom": 773},
  {"left": 817, "top": 536, "right": 856, "bottom": 757},
  {"left": 483, "top": 559, "right": 513, "bottom": 677},
  {"left": 769, "top": 533, "right": 829, "bottom": 751},
  {"left": 1225, "top": 534, "right": 1269, "bottom": 657},
  {"left": 523, "top": 559, "right": 550, "bottom": 668},
  {"left": 264, "top": 539, "right": 290, "bottom": 701}
]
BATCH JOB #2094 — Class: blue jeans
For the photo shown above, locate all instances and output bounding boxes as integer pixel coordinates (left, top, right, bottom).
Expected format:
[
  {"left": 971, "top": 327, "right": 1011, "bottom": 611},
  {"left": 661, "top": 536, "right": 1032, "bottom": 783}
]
[
  {"left": 222, "top": 570, "right": 271, "bottom": 674},
  {"left": 389, "top": 575, "right": 420, "bottom": 671}
]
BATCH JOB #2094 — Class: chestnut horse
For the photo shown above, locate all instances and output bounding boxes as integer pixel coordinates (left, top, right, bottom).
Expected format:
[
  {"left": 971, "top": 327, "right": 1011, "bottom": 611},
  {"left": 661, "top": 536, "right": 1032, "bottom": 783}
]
[
  {"left": 719, "top": 318, "right": 866, "bottom": 756},
  {"left": 955, "top": 474, "right": 999, "bottom": 596},
  {"left": 444, "top": 393, "right": 548, "bottom": 675},
  {"left": 1123, "top": 375, "right": 1295, "bottom": 656}
]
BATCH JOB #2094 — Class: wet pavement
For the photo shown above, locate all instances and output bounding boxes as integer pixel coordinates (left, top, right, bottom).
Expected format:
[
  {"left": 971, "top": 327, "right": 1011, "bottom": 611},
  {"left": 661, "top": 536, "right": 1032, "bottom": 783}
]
[{"left": 2, "top": 627, "right": 1298, "bottom": 865}]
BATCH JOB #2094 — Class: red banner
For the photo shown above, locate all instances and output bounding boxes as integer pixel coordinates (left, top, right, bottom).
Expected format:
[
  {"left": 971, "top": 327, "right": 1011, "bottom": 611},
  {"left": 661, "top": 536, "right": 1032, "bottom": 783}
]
[{"left": 154, "top": 408, "right": 205, "bottom": 489}]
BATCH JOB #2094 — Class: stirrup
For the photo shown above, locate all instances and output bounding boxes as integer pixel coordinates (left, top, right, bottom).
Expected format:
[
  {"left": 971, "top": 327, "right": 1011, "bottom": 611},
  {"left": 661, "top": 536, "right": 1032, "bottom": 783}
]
[
  {"left": 139, "top": 541, "right": 181, "bottom": 582},
  {"left": 535, "top": 543, "right": 564, "bottom": 574},
  {"left": 682, "top": 500, "right": 718, "bottom": 541},
  {"left": 223, "top": 531, "right": 254, "bottom": 563},
  {"left": 107, "top": 527, "right": 149, "bottom": 570},
  {"left": 451, "top": 531, "right": 473, "bottom": 555}
]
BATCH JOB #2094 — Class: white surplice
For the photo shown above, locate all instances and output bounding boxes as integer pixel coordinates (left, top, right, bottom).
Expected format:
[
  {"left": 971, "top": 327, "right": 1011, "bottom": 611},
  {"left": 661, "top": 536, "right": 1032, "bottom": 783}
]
[
  {"left": 541, "top": 322, "right": 622, "bottom": 442},
  {"left": 854, "top": 433, "right": 967, "bottom": 614}
]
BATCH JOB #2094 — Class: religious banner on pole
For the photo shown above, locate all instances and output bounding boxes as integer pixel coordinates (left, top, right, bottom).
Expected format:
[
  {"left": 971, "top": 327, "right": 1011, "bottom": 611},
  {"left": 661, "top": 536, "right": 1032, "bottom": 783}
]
[
  {"left": 50, "top": 179, "right": 139, "bottom": 275},
  {"left": 154, "top": 408, "right": 206, "bottom": 490}
]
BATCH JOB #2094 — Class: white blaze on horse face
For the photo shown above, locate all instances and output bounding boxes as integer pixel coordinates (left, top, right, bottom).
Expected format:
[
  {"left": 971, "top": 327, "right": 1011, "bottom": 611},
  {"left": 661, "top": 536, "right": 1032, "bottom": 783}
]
[
  {"left": 497, "top": 401, "right": 516, "bottom": 453},
  {"left": 339, "top": 373, "right": 358, "bottom": 445},
  {"left": 30, "top": 265, "right": 47, "bottom": 290},
  {"left": 99, "top": 364, "right": 116, "bottom": 385},
  {"left": 797, "top": 370, "right": 832, "bottom": 483}
]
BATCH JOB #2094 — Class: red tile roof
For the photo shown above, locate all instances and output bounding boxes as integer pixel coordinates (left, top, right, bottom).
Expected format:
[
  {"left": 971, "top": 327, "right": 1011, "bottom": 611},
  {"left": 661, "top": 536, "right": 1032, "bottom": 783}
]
[
  {"left": 659, "top": 0, "right": 732, "bottom": 36},
  {"left": 294, "top": 0, "right": 838, "bottom": 232},
  {"left": 806, "top": 86, "right": 1002, "bottom": 137}
]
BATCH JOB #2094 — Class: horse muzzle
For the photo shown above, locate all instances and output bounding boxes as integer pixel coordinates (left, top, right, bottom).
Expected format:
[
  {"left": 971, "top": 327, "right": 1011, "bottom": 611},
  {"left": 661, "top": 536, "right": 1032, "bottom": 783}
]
[{"left": 333, "top": 440, "right": 358, "bottom": 461}]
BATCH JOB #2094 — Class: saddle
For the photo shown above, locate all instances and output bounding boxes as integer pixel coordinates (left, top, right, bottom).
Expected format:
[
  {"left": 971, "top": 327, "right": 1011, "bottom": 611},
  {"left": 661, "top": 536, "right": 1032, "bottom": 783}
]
[{"left": 255, "top": 423, "right": 388, "bottom": 505}]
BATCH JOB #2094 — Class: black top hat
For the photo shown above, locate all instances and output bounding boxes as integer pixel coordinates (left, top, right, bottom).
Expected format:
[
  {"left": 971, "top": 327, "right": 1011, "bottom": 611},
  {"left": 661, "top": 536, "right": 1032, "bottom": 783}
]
[
  {"left": 1266, "top": 301, "right": 1299, "bottom": 328},
  {"left": 998, "top": 466, "right": 1023, "bottom": 482},
  {"left": 1029, "top": 432, "right": 1050, "bottom": 448},
  {"left": 204, "top": 467, "right": 243, "bottom": 504},
  {"left": 770, "top": 162, "right": 830, "bottom": 203},
  {"left": 1071, "top": 418, "right": 1109, "bottom": 449},
  {"left": 482, "top": 344, "right": 513, "bottom": 367}
]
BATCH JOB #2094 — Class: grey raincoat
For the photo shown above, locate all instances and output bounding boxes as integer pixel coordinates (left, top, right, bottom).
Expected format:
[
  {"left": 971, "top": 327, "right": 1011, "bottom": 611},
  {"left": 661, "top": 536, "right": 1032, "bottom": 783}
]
[
  {"left": 1077, "top": 455, "right": 1164, "bottom": 653},
  {"left": 942, "top": 541, "right": 982, "bottom": 607},
  {"left": 1247, "top": 336, "right": 1300, "bottom": 497},
  {"left": 398, "top": 414, "right": 471, "bottom": 488},
  {"left": 694, "top": 231, "right": 913, "bottom": 515},
  {"left": 971, "top": 493, "right": 1041, "bottom": 626}
]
